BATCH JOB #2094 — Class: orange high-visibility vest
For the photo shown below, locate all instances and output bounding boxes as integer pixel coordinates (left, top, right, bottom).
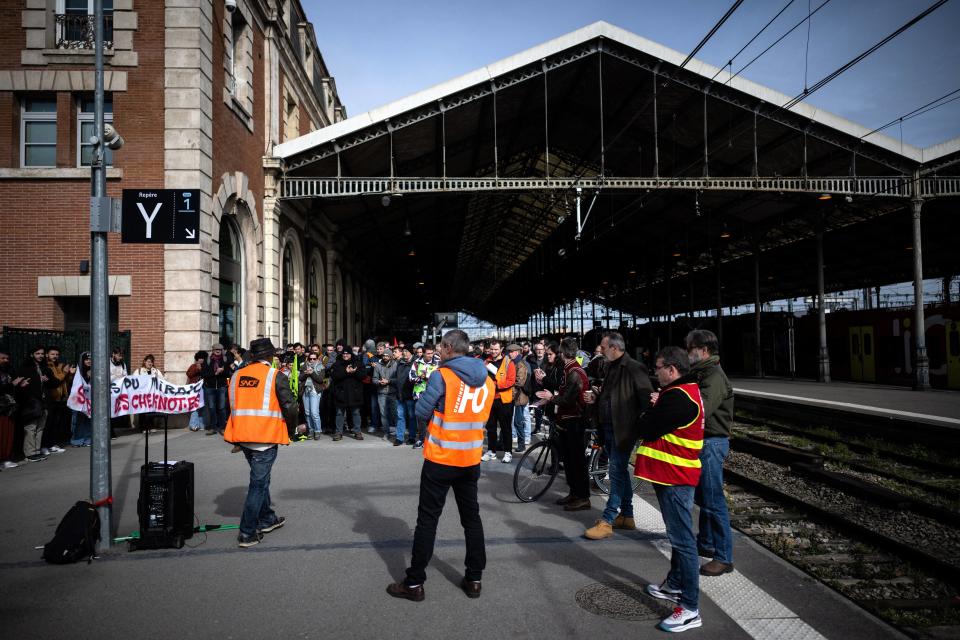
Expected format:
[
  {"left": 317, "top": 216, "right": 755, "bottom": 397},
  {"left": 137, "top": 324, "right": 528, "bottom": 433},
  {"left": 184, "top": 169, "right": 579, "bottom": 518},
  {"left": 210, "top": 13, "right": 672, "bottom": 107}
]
[
  {"left": 491, "top": 357, "right": 514, "bottom": 404},
  {"left": 424, "top": 368, "right": 496, "bottom": 467},
  {"left": 223, "top": 362, "right": 289, "bottom": 445},
  {"left": 634, "top": 382, "right": 704, "bottom": 486}
]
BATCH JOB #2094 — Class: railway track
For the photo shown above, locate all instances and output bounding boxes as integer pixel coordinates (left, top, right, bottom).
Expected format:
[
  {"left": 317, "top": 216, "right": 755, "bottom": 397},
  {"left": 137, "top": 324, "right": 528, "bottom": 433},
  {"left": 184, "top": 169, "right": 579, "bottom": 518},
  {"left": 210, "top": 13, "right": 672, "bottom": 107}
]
[{"left": 726, "top": 417, "right": 960, "bottom": 638}]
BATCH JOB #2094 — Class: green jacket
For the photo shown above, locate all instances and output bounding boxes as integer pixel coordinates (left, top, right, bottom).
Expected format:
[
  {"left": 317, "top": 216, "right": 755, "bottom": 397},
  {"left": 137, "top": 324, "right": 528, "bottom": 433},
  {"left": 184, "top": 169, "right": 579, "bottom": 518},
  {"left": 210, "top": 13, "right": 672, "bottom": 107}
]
[{"left": 690, "top": 355, "right": 734, "bottom": 438}]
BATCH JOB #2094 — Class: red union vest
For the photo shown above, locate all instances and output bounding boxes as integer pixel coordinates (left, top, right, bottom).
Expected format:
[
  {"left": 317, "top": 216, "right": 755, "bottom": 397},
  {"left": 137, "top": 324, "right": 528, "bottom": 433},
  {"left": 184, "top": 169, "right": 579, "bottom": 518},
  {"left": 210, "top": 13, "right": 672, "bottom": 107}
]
[
  {"left": 635, "top": 382, "right": 704, "bottom": 486},
  {"left": 424, "top": 368, "right": 496, "bottom": 467},
  {"left": 223, "top": 362, "right": 289, "bottom": 445}
]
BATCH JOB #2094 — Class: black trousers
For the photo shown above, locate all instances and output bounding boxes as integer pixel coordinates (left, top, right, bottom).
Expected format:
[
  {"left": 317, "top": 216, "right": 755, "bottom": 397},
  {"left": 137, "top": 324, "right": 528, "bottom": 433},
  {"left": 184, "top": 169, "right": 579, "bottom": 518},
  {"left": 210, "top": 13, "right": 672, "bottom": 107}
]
[
  {"left": 406, "top": 459, "right": 485, "bottom": 585},
  {"left": 558, "top": 419, "right": 590, "bottom": 499},
  {"left": 484, "top": 400, "right": 513, "bottom": 453}
]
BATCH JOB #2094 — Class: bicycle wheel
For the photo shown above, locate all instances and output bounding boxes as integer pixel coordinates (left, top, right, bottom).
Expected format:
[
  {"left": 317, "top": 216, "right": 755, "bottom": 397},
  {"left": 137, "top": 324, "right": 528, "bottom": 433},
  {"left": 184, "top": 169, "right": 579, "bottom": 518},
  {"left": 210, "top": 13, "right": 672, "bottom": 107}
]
[
  {"left": 589, "top": 447, "right": 611, "bottom": 494},
  {"left": 513, "top": 441, "right": 559, "bottom": 502}
]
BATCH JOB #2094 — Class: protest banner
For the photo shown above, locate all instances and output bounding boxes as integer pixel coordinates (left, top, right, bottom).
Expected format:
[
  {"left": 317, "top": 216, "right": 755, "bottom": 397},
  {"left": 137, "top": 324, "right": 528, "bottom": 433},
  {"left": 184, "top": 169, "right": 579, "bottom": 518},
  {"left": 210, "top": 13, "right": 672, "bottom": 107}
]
[{"left": 67, "top": 374, "right": 204, "bottom": 418}]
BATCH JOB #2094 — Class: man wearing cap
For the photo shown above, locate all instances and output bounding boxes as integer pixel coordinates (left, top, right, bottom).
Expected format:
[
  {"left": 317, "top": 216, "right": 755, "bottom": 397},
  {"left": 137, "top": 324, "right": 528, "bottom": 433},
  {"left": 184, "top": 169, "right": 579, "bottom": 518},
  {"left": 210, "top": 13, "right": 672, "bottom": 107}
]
[
  {"left": 506, "top": 343, "right": 531, "bottom": 453},
  {"left": 224, "top": 338, "right": 299, "bottom": 548}
]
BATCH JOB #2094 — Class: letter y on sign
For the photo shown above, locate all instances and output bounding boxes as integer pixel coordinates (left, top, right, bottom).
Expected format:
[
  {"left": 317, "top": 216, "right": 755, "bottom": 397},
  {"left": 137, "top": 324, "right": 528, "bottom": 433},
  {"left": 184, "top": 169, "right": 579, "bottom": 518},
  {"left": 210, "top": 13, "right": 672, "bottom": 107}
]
[{"left": 136, "top": 202, "right": 162, "bottom": 239}]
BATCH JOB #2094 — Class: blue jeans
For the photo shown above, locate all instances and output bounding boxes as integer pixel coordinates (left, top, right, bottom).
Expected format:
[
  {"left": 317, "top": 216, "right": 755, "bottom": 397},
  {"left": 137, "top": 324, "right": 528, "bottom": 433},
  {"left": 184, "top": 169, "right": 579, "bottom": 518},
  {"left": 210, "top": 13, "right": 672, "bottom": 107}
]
[
  {"left": 600, "top": 424, "right": 634, "bottom": 523},
  {"left": 303, "top": 389, "right": 322, "bottom": 434},
  {"left": 70, "top": 411, "right": 92, "bottom": 446},
  {"left": 654, "top": 484, "right": 699, "bottom": 611},
  {"left": 239, "top": 445, "right": 280, "bottom": 538},
  {"left": 512, "top": 404, "right": 531, "bottom": 449},
  {"left": 204, "top": 386, "right": 227, "bottom": 431},
  {"left": 377, "top": 394, "right": 398, "bottom": 436},
  {"left": 695, "top": 437, "right": 734, "bottom": 563},
  {"left": 369, "top": 393, "right": 381, "bottom": 430},
  {"left": 336, "top": 406, "right": 361, "bottom": 435},
  {"left": 396, "top": 399, "right": 417, "bottom": 443}
]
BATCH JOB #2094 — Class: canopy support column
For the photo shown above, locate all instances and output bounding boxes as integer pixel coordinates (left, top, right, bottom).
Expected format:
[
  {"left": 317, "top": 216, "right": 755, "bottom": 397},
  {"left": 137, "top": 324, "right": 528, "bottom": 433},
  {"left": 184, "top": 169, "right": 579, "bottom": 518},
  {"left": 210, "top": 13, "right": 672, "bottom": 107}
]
[
  {"left": 911, "top": 185, "right": 930, "bottom": 391},
  {"left": 817, "top": 220, "right": 831, "bottom": 382},
  {"left": 754, "top": 249, "right": 763, "bottom": 377}
]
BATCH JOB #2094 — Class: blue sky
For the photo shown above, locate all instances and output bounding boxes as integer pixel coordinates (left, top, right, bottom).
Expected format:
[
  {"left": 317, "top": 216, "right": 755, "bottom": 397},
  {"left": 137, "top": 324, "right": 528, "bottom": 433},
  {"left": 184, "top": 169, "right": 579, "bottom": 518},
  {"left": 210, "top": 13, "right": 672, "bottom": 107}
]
[{"left": 304, "top": 0, "right": 960, "bottom": 148}]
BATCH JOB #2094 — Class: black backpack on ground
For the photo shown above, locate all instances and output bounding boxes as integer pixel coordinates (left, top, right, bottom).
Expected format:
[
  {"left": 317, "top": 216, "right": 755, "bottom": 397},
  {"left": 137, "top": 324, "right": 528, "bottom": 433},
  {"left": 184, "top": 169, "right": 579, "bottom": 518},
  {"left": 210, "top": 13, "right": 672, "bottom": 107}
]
[{"left": 43, "top": 501, "right": 101, "bottom": 564}]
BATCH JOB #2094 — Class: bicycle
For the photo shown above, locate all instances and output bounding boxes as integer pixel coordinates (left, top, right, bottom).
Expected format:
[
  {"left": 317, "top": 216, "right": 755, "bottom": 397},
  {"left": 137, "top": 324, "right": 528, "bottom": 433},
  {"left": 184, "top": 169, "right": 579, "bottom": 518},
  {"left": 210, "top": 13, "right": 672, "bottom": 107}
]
[
  {"left": 513, "top": 422, "right": 615, "bottom": 502},
  {"left": 587, "top": 436, "right": 643, "bottom": 495}
]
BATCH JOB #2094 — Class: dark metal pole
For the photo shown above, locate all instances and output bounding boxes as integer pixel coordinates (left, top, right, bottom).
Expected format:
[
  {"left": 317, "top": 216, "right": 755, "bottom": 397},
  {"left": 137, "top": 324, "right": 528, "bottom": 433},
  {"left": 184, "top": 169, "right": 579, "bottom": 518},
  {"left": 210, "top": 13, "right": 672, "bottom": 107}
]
[
  {"left": 715, "top": 255, "right": 723, "bottom": 348},
  {"left": 911, "top": 179, "right": 930, "bottom": 390},
  {"left": 754, "top": 250, "right": 763, "bottom": 377},
  {"left": 817, "top": 220, "right": 831, "bottom": 382},
  {"left": 90, "top": 0, "right": 112, "bottom": 550}
]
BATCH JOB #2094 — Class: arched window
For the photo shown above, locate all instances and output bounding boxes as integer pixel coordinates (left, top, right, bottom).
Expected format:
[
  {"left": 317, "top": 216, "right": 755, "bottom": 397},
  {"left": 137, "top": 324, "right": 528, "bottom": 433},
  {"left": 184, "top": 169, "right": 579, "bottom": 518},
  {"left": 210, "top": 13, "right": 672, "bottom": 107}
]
[
  {"left": 282, "top": 243, "right": 294, "bottom": 345},
  {"left": 219, "top": 219, "right": 243, "bottom": 347}
]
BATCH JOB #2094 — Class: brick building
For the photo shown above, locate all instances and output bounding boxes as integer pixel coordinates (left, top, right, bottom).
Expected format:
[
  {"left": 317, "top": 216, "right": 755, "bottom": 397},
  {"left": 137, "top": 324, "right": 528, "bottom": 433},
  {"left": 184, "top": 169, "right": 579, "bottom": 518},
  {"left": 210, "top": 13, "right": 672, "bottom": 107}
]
[{"left": 0, "top": 0, "right": 381, "bottom": 381}]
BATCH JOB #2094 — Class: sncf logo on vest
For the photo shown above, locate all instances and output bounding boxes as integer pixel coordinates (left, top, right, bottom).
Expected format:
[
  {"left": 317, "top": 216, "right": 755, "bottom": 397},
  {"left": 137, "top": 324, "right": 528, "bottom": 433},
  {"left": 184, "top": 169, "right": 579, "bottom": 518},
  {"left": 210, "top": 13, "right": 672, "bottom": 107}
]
[{"left": 238, "top": 376, "right": 260, "bottom": 388}]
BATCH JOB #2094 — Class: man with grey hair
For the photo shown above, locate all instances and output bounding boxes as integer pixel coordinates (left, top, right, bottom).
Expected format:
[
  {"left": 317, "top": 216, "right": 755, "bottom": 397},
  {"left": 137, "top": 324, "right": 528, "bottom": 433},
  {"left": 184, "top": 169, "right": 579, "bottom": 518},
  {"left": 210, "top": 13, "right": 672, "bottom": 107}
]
[
  {"left": 583, "top": 331, "right": 652, "bottom": 540},
  {"left": 685, "top": 329, "right": 735, "bottom": 577}
]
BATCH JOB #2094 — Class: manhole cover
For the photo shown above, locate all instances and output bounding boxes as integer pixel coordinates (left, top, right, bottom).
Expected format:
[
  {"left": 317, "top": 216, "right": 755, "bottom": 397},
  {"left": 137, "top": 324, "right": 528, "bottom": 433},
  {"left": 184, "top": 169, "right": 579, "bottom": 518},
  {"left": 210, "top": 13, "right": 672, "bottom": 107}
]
[{"left": 575, "top": 582, "right": 674, "bottom": 621}]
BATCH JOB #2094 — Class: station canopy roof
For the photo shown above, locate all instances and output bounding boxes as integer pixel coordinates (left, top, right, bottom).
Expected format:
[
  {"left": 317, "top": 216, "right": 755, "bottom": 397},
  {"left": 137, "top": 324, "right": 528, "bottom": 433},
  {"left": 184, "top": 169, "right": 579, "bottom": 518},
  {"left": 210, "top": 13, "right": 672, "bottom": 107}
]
[{"left": 277, "top": 21, "right": 960, "bottom": 327}]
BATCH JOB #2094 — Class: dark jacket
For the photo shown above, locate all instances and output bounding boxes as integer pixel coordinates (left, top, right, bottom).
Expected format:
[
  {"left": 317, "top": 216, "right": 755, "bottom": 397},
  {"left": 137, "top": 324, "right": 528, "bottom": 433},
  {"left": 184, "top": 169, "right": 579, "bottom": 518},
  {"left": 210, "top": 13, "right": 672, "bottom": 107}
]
[
  {"left": 691, "top": 355, "right": 734, "bottom": 438},
  {"left": 395, "top": 358, "right": 416, "bottom": 401},
  {"left": 201, "top": 353, "right": 234, "bottom": 389},
  {"left": 551, "top": 358, "right": 588, "bottom": 423},
  {"left": 596, "top": 353, "right": 653, "bottom": 453},
  {"left": 636, "top": 372, "right": 702, "bottom": 442},
  {"left": 329, "top": 354, "right": 365, "bottom": 408},
  {"left": 17, "top": 358, "right": 57, "bottom": 420}
]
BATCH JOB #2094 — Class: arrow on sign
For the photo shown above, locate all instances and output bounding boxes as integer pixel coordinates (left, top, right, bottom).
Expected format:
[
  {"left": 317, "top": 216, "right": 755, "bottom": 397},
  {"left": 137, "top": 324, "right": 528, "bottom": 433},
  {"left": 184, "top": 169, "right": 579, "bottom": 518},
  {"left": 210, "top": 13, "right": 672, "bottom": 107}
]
[{"left": 185, "top": 229, "right": 196, "bottom": 239}]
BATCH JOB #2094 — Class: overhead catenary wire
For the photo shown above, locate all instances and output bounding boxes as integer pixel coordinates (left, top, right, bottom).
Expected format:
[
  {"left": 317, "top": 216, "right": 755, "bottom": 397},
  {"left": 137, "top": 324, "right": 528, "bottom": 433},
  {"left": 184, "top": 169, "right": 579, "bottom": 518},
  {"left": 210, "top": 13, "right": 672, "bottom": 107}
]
[
  {"left": 727, "top": 0, "right": 834, "bottom": 85},
  {"left": 710, "top": 0, "right": 798, "bottom": 82},
  {"left": 781, "top": 0, "right": 951, "bottom": 111},
  {"left": 860, "top": 88, "right": 960, "bottom": 140},
  {"left": 679, "top": 0, "right": 746, "bottom": 69}
]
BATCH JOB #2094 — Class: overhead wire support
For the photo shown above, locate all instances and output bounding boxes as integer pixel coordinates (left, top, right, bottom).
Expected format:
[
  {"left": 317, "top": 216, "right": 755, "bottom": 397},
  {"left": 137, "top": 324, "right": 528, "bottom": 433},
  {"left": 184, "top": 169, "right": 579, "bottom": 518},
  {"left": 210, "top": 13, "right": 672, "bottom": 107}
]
[
  {"left": 680, "top": 0, "right": 746, "bottom": 69},
  {"left": 781, "top": 0, "right": 951, "bottom": 112}
]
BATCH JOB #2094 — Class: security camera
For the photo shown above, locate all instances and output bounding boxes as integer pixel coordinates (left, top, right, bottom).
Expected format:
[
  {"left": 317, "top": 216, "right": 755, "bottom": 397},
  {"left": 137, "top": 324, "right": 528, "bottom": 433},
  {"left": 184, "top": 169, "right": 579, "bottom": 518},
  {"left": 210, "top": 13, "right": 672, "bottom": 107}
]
[
  {"left": 225, "top": 0, "right": 237, "bottom": 13},
  {"left": 102, "top": 123, "right": 123, "bottom": 150}
]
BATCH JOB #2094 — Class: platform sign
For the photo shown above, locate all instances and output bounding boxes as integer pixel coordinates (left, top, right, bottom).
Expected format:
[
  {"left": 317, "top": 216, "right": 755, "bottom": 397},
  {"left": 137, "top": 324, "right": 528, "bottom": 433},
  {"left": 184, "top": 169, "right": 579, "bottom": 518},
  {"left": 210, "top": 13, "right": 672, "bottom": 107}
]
[{"left": 121, "top": 189, "right": 200, "bottom": 244}]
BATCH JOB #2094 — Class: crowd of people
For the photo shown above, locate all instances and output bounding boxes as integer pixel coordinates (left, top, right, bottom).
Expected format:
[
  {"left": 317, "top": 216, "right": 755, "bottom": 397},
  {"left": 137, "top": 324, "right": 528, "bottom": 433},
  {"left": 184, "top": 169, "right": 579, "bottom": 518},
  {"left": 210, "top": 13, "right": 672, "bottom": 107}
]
[{"left": 0, "top": 327, "right": 733, "bottom": 634}]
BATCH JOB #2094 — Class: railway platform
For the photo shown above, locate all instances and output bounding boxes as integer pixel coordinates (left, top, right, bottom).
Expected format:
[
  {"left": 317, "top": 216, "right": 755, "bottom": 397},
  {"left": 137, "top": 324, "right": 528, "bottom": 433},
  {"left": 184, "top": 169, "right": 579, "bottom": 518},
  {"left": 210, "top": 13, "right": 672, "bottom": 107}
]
[
  {"left": 0, "top": 428, "right": 912, "bottom": 639},
  {"left": 732, "top": 377, "right": 960, "bottom": 430}
]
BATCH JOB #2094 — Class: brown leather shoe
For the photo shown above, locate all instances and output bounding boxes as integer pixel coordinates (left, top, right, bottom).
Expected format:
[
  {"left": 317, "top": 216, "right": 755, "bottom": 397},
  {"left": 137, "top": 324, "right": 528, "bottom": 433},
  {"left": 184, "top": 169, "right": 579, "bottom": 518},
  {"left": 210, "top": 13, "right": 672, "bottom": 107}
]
[
  {"left": 700, "top": 560, "right": 734, "bottom": 576},
  {"left": 612, "top": 515, "right": 636, "bottom": 530},
  {"left": 460, "top": 578, "right": 481, "bottom": 599},
  {"left": 555, "top": 493, "right": 575, "bottom": 505},
  {"left": 386, "top": 582, "right": 424, "bottom": 602},
  {"left": 584, "top": 519, "right": 614, "bottom": 540},
  {"left": 563, "top": 497, "right": 591, "bottom": 511},
  {"left": 354, "top": 432, "right": 364, "bottom": 440}
]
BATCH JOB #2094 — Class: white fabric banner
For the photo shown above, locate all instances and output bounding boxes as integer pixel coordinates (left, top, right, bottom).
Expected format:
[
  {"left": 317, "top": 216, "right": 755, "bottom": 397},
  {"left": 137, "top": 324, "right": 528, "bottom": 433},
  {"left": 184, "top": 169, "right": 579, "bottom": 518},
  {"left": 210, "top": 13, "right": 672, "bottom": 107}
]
[{"left": 67, "top": 374, "right": 205, "bottom": 418}]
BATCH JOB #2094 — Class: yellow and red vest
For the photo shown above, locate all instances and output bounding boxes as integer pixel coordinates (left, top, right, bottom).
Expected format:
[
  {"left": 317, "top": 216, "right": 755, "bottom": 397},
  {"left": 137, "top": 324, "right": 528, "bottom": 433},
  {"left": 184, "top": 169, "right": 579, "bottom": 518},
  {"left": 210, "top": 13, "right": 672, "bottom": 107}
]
[
  {"left": 223, "top": 362, "right": 289, "bottom": 445},
  {"left": 635, "top": 382, "right": 704, "bottom": 486},
  {"left": 424, "top": 368, "right": 496, "bottom": 467}
]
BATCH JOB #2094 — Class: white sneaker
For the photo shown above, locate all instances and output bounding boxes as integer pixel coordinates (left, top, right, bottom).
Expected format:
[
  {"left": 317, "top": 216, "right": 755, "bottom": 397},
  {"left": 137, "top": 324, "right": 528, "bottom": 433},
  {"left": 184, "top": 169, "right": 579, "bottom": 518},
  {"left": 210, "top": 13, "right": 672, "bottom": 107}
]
[
  {"left": 49, "top": 445, "right": 66, "bottom": 454},
  {"left": 40, "top": 448, "right": 51, "bottom": 455},
  {"left": 501, "top": 452, "right": 512, "bottom": 463},
  {"left": 2, "top": 461, "right": 18, "bottom": 469},
  {"left": 367, "top": 427, "right": 376, "bottom": 434},
  {"left": 646, "top": 582, "right": 681, "bottom": 604},
  {"left": 481, "top": 450, "right": 497, "bottom": 462},
  {"left": 658, "top": 607, "right": 701, "bottom": 633}
]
